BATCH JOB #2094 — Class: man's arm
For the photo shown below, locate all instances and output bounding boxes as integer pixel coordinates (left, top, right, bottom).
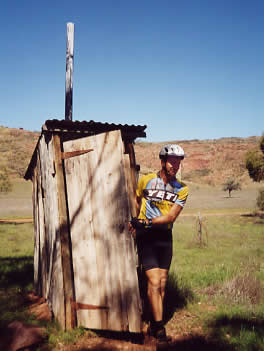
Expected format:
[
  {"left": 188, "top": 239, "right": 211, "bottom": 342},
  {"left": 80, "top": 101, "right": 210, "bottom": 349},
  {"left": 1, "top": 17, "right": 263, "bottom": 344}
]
[
  {"left": 128, "top": 194, "right": 142, "bottom": 234},
  {"left": 146, "top": 203, "right": 183, "bottom": 227},
  {"left": 135, "top": 195, "right": 141, "bottom": 217}
]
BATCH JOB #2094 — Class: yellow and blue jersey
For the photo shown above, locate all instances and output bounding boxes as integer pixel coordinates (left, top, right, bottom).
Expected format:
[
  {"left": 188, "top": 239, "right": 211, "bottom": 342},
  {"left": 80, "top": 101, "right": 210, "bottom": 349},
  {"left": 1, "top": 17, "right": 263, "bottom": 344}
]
[{"left": 136, "top": 172, "right": 188, "bottom": 229}]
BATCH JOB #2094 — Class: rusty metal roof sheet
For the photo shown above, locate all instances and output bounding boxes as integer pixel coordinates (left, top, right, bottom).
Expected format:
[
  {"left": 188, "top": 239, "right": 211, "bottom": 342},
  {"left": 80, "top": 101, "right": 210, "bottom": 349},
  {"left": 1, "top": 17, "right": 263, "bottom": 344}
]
[
  {"left": 24, "top": 119, "right": 147, "bottom": 180},
  {"left": 42, "top": 119, "right": 147, "bottom": 138}
]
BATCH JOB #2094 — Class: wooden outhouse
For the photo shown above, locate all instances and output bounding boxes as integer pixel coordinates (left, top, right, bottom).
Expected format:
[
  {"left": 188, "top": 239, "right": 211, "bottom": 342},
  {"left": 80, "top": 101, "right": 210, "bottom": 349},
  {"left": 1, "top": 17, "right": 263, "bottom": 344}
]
[{"left": 25, "top": 119, "right": 147, "bottom": 332}]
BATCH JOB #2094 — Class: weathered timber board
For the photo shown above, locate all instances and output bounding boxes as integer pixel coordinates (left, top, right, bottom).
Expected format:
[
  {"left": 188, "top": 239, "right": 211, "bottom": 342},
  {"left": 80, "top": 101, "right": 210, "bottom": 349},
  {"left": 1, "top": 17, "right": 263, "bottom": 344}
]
[
  {"left": 33, "top": 165, "right": 40, "bottom": 294},
  {"left": 53, "top": 134, "right": 75, "bottom": 330},
  {"left": 63, "top": 134, "right": 106, "bottom": 330},
  {"left": 37, "top": 135, "right": 65, "bottom": 327},
  {"left": 36, "top": 149, "right": 46, "bottom": 298},
  {"left": 123, "top": 155, "right": 142, "bottom": 329},
  {"left": 63, "top": 130, "right": 142, "bottom": 332}
]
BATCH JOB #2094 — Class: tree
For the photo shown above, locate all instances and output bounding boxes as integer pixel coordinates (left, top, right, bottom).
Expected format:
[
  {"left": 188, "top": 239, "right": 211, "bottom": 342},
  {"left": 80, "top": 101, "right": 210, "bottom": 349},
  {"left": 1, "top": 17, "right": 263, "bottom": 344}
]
[
  {"left": 222, "top": 178, "right": 241, "bottom": 197},
  {"left": 245, "top": 135, "right": 264, "bottom": 182}
]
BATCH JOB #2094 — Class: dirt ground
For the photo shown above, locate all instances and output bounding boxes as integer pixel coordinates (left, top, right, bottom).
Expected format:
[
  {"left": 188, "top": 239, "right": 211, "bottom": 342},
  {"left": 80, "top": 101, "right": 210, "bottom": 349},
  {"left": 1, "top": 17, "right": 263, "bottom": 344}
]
[
  {"left": 23, "top": 294, "right": 219, "bottom": 351},
  {"left": 42, "top": 319, "right": 219, "bottom": 351}
]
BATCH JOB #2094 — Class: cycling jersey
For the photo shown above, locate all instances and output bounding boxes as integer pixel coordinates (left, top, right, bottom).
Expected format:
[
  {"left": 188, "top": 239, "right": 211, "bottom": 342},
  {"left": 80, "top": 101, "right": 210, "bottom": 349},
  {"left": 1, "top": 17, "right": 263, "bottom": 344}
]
[{"left": 136, "top": 172, "right": 188, "bottom": 230}]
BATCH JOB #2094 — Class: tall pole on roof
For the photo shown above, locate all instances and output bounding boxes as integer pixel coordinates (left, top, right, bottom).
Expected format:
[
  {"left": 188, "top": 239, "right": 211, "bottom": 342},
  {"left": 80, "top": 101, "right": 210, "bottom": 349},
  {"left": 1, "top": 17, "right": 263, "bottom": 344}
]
[{"left": 65, "top": 22, "right": 74, "bottom": 121}]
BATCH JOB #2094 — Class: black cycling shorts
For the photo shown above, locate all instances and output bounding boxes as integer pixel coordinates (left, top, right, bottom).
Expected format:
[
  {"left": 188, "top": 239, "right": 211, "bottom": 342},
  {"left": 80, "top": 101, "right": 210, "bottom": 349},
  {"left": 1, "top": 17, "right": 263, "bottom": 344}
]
[{"left": 136, "top": 228, "right": 172, "bottom": 271}]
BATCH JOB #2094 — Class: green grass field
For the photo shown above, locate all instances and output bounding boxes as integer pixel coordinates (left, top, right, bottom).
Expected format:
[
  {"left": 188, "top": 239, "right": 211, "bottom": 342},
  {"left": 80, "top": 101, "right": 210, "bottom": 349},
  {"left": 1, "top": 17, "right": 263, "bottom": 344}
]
[
  {"left": 0, "top": 179, "right": 264, "bottom": 350},
  {"left": 165, "top": 213, "right": 264, "bottom": 350},
  {"left": 0, "top": 222, "right": 34, "bottom": 331}
]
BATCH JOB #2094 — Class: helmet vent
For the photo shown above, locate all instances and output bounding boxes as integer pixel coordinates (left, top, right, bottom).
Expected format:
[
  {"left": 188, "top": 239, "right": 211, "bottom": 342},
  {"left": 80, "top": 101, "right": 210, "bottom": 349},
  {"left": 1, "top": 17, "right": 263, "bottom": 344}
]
[{"left": 159, "top": 144, "right": 185, "bottom": 160}]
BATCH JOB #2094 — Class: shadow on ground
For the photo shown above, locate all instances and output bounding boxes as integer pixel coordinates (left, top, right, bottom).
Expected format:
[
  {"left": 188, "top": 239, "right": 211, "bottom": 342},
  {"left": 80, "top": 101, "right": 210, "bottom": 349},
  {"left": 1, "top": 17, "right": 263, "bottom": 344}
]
[
  {"left": 163, "top": 274, "right": 195, "bottom": 324},
  {"left": 69, "top": 330, "right": 233, "bottom": 351},
  {"left": 0, "top": 256, "right": 33, "bottom": 290}
]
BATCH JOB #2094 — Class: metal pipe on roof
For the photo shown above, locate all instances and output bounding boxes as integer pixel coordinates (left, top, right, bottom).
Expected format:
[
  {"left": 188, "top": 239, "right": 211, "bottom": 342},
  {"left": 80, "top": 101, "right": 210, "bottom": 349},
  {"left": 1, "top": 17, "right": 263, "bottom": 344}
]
[{"left": 65, "top": 23, "right": 74, "bottom": 121}]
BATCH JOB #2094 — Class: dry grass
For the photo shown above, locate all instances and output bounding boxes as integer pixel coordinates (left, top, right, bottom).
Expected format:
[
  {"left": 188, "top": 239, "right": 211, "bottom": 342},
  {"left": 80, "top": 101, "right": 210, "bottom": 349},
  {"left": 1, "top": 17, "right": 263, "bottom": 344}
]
[
  {"left": 200, "top": 264, "right": 264, "bottom": 306},
  {"left": 219, "top": 271, "right": 263, "bottom": 305},
  {"left": 184, "top": 182, "right": 263, "bottom": 212},
  {"left": 0, "top": 127, "right": 39, "bottom": 179},
  {"left": 0, "top": 179, "right": 32, "bottom": 218}
]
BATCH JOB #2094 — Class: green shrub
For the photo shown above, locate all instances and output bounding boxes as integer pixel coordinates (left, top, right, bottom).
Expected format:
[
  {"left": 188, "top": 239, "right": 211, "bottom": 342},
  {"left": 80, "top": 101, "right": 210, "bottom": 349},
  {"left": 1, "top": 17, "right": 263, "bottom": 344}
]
[{"left": 245, "top": 134, "right": 264, "bottom": 182}]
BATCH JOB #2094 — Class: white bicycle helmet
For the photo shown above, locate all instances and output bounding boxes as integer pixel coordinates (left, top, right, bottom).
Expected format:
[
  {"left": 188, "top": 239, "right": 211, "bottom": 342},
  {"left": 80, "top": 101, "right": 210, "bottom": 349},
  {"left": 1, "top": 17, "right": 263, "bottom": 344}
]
[{"left": 159, "top": 144, "right": 185, "bottom": 160}]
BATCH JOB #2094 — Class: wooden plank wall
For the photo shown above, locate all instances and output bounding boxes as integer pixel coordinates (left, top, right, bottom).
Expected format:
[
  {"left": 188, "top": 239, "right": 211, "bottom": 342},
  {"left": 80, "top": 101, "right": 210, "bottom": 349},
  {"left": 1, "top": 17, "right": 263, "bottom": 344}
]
[
  {"left": 63, "top": 130, "right": 142, "bottom": 332},
  {"left": 32, "top": 166, "right": 40, "bottom": 294},
  {"left": 53, "top": 134, "right": 75, "bottom": 330},
  {"left": 34, "top": 134, "right": 65, "bottom": 327}
]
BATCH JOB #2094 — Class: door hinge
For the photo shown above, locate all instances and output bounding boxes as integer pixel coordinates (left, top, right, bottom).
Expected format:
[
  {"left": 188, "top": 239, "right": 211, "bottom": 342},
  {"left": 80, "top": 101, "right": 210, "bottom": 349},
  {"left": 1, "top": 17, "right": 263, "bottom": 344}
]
[{"left": 62, "top": 149, "right": 94, "bottom": 160}]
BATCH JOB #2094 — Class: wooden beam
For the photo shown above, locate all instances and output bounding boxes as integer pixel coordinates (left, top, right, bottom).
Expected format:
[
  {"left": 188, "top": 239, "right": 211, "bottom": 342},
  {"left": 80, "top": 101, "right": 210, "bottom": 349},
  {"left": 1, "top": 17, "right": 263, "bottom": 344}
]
[
  {"left": 65, "top": 22, "right": 74, "bottom": 121},
  {"left": 53, "top": 134, "right": 75, "bottom": 330},
  {"left": 126, "top": 142, "right": 139, "bottom": 217}
]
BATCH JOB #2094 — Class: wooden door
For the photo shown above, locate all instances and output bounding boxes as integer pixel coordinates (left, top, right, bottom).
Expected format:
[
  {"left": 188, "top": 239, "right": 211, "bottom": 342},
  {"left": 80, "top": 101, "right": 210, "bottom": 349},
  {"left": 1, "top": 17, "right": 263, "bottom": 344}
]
[{"left": 63, "top": 130, "right": 142, "bottom": 332}]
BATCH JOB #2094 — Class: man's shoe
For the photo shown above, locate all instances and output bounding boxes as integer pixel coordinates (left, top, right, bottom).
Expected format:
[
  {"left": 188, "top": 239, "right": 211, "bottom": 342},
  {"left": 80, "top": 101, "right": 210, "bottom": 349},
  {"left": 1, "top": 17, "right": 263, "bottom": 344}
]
[
  {"left": 146, "top": 324, "right": 155, "bottom": 337},
  {"left": 146, "top": 321, "right": 172, "bottom": 343},
  {"left": 156, "top": 326, "right": 172, "bottom": 343}
]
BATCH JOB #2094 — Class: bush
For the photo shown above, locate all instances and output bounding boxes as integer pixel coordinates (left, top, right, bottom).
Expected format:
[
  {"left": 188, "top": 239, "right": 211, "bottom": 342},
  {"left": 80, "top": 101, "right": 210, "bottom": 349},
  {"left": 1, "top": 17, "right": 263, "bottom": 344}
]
[
  {"left": 245, "top": 150, "right": 264, "bottom": 182},
  {"left": 218, "top": 263, "right": 264, "bottom": 306},
  {"left": 245, "top": 134, "right": 264, "bottom": 182},
  {"left": 256, "top": 188, "right": 264, "bottom": 211}
]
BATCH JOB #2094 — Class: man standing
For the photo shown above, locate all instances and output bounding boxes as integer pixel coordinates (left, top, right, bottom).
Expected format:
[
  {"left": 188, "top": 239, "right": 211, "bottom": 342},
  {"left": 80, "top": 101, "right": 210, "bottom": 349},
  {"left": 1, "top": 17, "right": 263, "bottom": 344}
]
[{"left": 129, "top": 144, "right": 188, "bottom": 343}]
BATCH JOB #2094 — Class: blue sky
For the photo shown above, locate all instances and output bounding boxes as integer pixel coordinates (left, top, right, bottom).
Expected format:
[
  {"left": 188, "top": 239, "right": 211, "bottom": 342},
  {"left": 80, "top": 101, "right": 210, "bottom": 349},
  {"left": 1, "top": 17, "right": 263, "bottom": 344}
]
[{"left": 1, "top": 1, "right": 263, "bottom": 142}]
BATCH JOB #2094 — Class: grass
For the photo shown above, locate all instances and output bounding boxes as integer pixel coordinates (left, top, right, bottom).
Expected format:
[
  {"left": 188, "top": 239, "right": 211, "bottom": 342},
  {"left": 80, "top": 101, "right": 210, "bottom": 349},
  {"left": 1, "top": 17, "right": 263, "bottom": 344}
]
[
  {"left": 1, "top": 180, "right": 264, "bottom": 349},
  {"left": 0, "top": 222, "right": 33, "bottom": 257},
  {"left": 0, "top": 223, "right": 34, "bottom": 330},
  {"left": 0, "top": 222, "right": 90, "bottom": 350},
  {"left": 1, "top": 178, "right": 262, "bottom": 220},
  {"left": 172, "top": 214, "right": 264, "bottom": 290},
  {"left": 0, "top": 178, "right": 32, "bottom": 219},
  {"left": 184, "top": 182, "right": 263, "bottom": 212},
  {"left": 166, "top": 213, "right": 264, "bottom": 350}
]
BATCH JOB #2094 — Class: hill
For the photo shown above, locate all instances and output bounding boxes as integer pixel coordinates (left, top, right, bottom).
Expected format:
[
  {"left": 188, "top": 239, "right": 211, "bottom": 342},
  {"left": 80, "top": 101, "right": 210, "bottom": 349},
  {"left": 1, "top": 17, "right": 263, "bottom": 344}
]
[
  {"left": 0, "top": 127, "right": 39, "bottom": 178},
  {"left": 135, "top": 137, "right": 260, "bottom": 186},
  {"left": 0, "top": 126, "right": 260, "bottom": 186}
]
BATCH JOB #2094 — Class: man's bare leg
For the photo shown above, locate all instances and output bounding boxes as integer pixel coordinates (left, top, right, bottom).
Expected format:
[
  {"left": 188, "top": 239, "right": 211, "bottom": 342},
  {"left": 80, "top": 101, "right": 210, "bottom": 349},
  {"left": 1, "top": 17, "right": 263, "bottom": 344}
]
[
  {"left": 145, "top": 268, "right": 171, "bottom": 342},
  {"left": 145, "top": 268, "right": 163, "bottom": 321},
  {"left": 159, "top": 268, "right": 168, "bottom": 304}
]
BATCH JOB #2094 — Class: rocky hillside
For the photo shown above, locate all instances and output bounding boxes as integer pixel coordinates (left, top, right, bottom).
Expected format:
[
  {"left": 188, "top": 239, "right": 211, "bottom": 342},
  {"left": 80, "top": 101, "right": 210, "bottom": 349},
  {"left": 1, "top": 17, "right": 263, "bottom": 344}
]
[
  {"left": 134, "top": 137, "right": 260, "bottom": 186},
  {"left": 0, "top": 126, "right": 260, "bottom": 186},
  {"left": 0, "top": 127, "right": 39, "bottom": 178}
]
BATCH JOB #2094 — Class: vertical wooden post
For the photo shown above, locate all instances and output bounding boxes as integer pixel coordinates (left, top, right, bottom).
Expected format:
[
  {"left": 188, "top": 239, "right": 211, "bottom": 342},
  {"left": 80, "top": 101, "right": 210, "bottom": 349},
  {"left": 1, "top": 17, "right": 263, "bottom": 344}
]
[
  {"left": 127, "top": 142, "right": 139, "bottom": 215},
  {"left": 53, "top": 134, "right": 75, "bottom": 330},
  {"left": 65, "top": 22, "right": 75, "bottom": 121}
]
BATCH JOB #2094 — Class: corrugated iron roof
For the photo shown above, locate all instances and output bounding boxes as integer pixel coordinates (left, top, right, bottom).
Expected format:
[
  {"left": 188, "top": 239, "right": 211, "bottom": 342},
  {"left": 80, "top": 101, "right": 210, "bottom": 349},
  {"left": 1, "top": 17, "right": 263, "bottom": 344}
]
[
  {"left": 42, "top": 119, "right": 147, "bottom": 137},
  {"left": 25, "top": 119, "right": 147, "bottom": 180}
]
